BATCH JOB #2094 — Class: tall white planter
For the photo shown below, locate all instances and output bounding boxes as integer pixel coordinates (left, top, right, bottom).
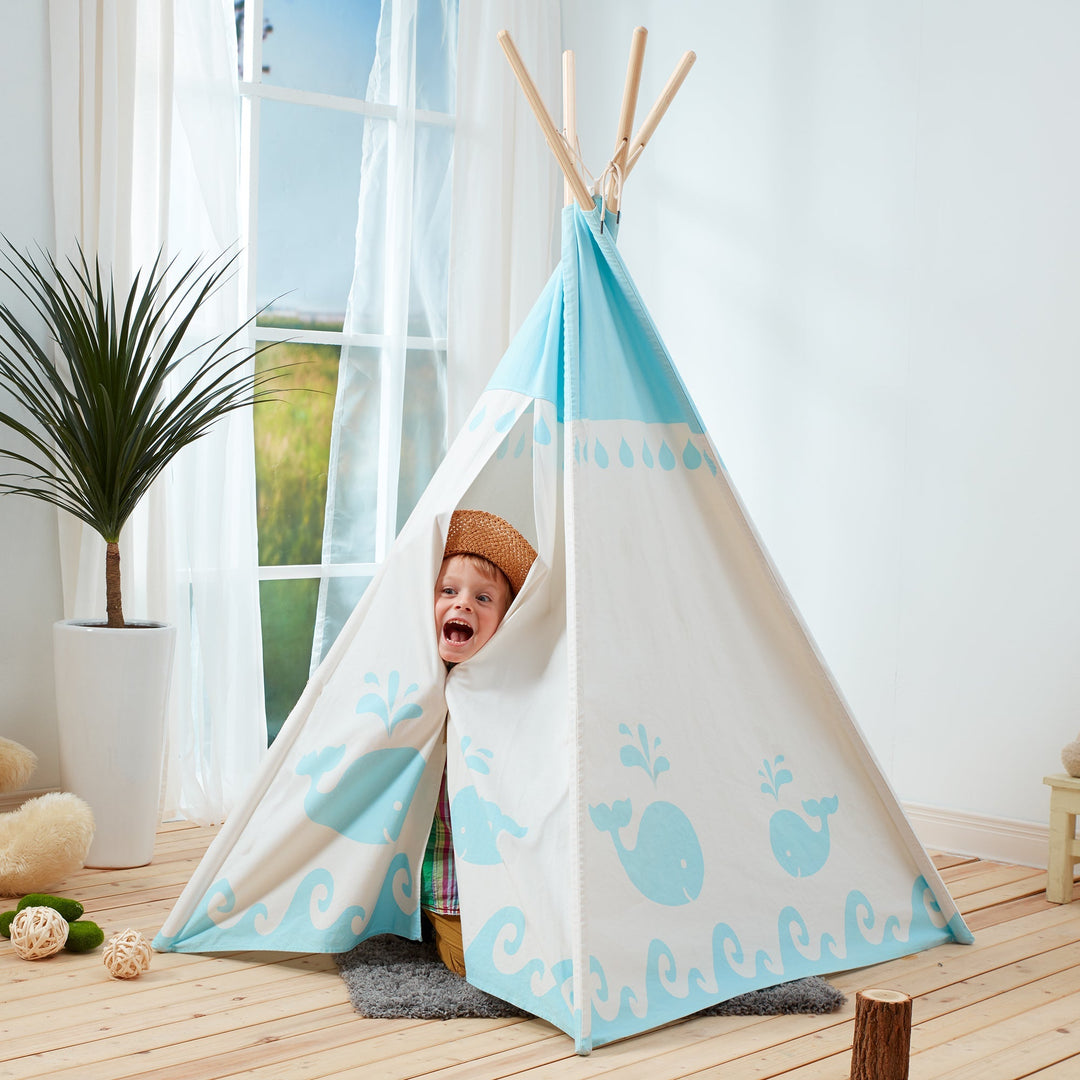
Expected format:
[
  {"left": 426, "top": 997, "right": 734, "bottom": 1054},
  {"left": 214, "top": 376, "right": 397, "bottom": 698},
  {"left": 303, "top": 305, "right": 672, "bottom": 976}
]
[{"left": 53, "top": 620, "right": 177, "bottom": 868}]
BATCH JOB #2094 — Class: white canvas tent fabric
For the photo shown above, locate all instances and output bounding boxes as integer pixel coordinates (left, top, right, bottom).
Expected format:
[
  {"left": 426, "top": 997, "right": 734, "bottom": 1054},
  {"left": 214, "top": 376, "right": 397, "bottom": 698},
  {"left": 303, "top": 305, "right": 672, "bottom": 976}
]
[{"left": 156, "top": 198, "right": 972, "bottom": 1054}]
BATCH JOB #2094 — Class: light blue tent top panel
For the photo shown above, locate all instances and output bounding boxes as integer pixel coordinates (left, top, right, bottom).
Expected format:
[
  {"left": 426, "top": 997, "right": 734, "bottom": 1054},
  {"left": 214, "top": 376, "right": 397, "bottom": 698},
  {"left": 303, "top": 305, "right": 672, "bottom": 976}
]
[{"left": 485, "top": 202, "right": 704, "bottom": 434}]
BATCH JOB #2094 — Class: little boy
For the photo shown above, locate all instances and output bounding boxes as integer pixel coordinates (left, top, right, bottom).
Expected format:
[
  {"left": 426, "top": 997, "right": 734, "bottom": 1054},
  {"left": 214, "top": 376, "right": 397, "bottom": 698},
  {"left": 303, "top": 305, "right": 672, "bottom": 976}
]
[{"left": 422, "top": 509, "right": 536, "bottom": 975}]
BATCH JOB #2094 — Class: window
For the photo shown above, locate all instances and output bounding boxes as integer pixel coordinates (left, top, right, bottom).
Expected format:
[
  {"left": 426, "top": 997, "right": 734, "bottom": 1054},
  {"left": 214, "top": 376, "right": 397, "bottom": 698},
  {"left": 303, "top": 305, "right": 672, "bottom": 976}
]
[{"left": 237, "top": 0, "right": 457, "bottom": 740}]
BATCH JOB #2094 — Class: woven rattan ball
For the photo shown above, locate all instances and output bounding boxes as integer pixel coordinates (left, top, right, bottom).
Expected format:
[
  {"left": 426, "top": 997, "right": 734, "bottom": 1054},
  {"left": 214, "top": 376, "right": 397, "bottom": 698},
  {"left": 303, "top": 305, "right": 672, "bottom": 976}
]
[
  {"left": 103, "top": 928, "right": 152, "bottom": 979},
  {"left": 10, "top": 905, "right": 70, "bottom": 960}
]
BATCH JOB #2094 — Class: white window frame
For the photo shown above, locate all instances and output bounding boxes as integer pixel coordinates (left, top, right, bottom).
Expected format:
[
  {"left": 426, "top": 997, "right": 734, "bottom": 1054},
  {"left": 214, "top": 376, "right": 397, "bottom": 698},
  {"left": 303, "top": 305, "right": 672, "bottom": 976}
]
[{"left": 237, "top": 0, "right": 453, "bottom": 587}]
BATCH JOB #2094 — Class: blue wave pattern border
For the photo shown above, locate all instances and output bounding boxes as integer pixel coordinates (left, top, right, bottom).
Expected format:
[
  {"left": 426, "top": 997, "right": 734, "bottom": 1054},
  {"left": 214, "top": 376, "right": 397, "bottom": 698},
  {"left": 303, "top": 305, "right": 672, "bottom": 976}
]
[
  {"left": 463, "top": 395, "right": 725, "bottom": 484},
  {"left": 153, "top": 852, "right": 419, "bottom": 954},
  {"left": 465, "top": 875, "right": 965, "bottom": 1052}
]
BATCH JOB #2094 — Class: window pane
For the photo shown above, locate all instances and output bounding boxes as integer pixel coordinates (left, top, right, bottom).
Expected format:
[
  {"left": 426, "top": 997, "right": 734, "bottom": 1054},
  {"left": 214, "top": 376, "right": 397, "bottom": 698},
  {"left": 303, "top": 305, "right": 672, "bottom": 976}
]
[
  {"left": 398, "top": 348, "right": 447, "bottom": 533},
  {"left": 408, "top": 122, "right": 453, "bottom": 338},
  {"left": 254, "top": 338, "right": 340, "bottom": 566},
  {"left": 260, "top": 577, "right": 319, "bottom": 743},
  {"left": 339, "top": 120, "right": 452, "bottom": 339},
  {"left": 260, "top": 0, "right": 382, "bottom": 101},
  {"left": 415, "top": 0, "right": 458, "bottom": 114},
  {"left": 256, "top": 99, "right": 385, "bottom": 330},
  {"left": 313, "top": 575, "right": 373, "bottom": 668},
  {"left": 235, "top": 1, "right": 269, "bottom": 81},
  {"left": 326, "top": 344, "right": 383, "bottom": 565}
]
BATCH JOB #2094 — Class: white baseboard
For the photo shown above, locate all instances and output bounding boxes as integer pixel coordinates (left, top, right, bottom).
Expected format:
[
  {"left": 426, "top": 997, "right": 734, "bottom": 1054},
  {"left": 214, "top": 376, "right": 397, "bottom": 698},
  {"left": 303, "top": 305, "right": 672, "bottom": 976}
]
[
  {"left": 904, "top": 802, "right": 1048, "bottom": 870},
  {"left": 0, "top": 787, "right": 58, "bottom": 812},
  {"left": 0, "top": 791, "right": 1049, "bottom": 869}
]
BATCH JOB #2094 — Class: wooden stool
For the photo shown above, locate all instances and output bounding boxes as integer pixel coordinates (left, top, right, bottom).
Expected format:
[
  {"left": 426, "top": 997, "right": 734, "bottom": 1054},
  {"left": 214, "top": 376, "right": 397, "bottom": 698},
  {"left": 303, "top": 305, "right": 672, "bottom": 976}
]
[{"left": 1043, "top": 773, "right": 1080, "bottom": 903}]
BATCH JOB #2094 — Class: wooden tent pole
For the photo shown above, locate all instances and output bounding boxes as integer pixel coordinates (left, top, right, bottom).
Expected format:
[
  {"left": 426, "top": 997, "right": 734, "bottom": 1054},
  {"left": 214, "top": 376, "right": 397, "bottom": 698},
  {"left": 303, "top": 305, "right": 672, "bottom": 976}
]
[
  {"left": 850, "top": 988, "right": 912, "bottom": 1080},
  {"left": 498, "top": 30, "right": 594, "bottom": 212},
  {"left": 562, "top": 50, "right": 578, "bottom": 208},
  {"left": 607, "top": 26, "right": 648, "bottom": 213},
  {"left": 624, "top": 50, "right": 697, "bottom": 179}
]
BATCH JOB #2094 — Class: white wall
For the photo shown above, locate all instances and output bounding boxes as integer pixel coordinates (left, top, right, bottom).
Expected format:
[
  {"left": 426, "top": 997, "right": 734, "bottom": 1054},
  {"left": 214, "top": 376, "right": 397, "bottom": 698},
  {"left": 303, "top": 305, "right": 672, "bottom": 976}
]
[
  {"left": 0, "top": 2, "right": 64, "bottom": 792},
  {"left": 5, "top": 1, "right": 1079, "bottom": 834},
  {"left": 561, "top": 0, "right": 1080, "bottom": 829}
]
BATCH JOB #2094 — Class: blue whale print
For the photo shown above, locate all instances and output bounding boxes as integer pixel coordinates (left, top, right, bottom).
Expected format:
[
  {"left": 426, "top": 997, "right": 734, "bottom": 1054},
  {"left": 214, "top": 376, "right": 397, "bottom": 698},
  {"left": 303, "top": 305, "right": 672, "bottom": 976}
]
[
  {"left": 590, "top": 798, "right": 704, "bottom": 906},
  {"left": 770, "top": 795, "right": 839, "bottom": 877},
  {"left": 297, "top": 745, "right": 427, "bottom": 845},
  {"left": 450, "top": 785, "right": 527, "bottom": 865}
]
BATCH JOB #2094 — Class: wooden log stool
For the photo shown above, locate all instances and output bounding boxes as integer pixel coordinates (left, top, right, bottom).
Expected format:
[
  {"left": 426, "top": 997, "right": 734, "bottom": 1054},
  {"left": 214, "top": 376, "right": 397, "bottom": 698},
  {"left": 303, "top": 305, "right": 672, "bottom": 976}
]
[
  {"left": 850, "top": 988, "right": 912, "bottom": 1080},
  {"left": 1043, "top": 773, "right": 1080, "bottom": 903}
]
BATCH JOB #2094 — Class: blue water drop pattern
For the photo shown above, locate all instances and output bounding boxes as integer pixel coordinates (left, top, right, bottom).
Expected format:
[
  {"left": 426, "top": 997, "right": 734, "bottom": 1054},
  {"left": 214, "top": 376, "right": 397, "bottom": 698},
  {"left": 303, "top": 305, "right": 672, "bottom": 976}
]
[
  {"left": 564, "top": 423, "right": 729, "bottom": 483},
  {"left": 464, "top": 395, "right": 564, "bottom": 463}
]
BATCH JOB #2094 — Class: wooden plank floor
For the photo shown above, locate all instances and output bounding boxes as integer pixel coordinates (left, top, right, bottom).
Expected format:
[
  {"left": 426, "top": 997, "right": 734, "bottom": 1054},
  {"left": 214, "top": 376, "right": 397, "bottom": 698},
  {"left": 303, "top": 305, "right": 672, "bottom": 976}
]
[{"left": 3, "top": 822, "right": 1080, "bottom": 1079}]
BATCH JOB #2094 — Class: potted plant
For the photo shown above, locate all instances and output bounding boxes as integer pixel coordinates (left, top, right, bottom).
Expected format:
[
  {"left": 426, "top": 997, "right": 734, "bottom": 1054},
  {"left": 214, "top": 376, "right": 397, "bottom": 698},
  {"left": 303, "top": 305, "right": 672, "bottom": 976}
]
[{"left": 0, "top": 241, "right": 281, "bottom": 868}]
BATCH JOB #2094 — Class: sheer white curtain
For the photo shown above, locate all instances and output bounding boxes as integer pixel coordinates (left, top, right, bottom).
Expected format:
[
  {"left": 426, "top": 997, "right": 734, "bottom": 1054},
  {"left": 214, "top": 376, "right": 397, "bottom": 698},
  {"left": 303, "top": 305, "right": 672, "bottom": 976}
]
[
  {"left": 48, "top": 0, "right": 267, "bottom": 823},
  {"left": 311, "top": 0, "right": 561, "bottom": 664},
  {"left": 311, "top": 0, "right": 459, "bottom": 664},
  {"left": 447, "top": 0, "right": 562, "bottom": 435}
]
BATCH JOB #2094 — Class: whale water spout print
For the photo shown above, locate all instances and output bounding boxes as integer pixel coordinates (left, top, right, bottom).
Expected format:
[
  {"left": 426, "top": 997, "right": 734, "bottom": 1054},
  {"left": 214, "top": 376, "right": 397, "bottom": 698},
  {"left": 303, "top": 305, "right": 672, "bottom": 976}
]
[
  {"left": 297, "top": 745, "right": 427, "bottom": 845},
  {"left": 355, "top": 671, "right": 423, "bottom": 735},
  {"left": 769, "top": 795, "right": 839, "bottom": 877},
  {"left": 758, "top": 756, "right": 793, "bottom": 801},
  {"left": 460, "top": 736, "right": 494, "bottom": 775},
  {"left": 590, "top": 799, "right": 704, "bottom": 905},
  {"left": 450, "top": 786, "right": 527, "bottom": 865},
  {"left": 618, "top": 723, "right": 669, "bottom": 783}
]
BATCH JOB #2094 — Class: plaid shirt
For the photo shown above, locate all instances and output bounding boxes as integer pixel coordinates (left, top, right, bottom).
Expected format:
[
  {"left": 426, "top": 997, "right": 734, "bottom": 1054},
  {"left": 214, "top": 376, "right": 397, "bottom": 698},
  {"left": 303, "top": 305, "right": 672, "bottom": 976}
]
[{"left": 421, "top": 770, "right": 459, "bottom": 914}]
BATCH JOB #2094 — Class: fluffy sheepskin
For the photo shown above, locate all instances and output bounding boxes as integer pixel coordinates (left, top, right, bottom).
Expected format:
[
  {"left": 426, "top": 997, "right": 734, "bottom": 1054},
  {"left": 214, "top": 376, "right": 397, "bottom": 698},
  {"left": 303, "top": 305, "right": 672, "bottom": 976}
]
[
  {"left": 1, "top": 737, "right": 95, "bottom": 896},
  {"left": 0, "top": 736, "right": 37, "bottom": 792}
]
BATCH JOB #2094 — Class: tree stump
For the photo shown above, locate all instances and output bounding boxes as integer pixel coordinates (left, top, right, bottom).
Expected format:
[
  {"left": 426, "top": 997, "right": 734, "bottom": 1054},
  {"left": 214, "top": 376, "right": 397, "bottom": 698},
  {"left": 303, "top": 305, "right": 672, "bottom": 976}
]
[{"left": 850, "top": 988, "right": 912, "bottom": 1080}]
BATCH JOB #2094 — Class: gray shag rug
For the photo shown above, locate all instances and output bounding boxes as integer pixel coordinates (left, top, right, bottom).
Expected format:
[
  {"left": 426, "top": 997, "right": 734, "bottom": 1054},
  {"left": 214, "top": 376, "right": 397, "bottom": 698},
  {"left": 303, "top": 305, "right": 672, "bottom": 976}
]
[{"left": 334, "top": 934, "right": 845, "bottom": 1021}]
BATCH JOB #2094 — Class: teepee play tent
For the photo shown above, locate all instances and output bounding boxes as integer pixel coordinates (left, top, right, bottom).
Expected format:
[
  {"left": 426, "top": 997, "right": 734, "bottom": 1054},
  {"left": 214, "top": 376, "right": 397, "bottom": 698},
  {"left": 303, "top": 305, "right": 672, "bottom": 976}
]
[{"left": 156, "top": 30, "right": 972, "bottom": 1054}]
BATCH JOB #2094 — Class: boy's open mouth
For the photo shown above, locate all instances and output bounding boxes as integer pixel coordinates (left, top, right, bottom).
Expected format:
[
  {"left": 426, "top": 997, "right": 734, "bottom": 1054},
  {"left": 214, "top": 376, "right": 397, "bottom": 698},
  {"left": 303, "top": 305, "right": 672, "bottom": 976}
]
[{"left": 443, "top": 619, "right": 474, "bottom": 644}]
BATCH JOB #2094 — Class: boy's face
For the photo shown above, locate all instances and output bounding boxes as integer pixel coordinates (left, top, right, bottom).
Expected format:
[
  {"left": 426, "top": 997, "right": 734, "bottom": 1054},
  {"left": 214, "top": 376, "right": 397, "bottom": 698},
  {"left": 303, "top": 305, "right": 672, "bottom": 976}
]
[{"left": 434, "top": 555, "right": 511, "bottom": 664}]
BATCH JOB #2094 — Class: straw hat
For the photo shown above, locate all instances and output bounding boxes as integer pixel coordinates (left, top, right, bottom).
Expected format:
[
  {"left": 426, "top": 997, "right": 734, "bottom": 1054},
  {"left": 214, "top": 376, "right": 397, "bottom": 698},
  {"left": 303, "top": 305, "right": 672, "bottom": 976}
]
[{"left": 443, "top": 509, "right": 537, "bottom": 596}]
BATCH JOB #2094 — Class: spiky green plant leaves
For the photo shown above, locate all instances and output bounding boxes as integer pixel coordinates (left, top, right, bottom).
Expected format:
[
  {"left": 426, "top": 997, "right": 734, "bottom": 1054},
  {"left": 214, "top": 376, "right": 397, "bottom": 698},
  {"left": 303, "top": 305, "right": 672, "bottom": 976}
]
[{"left": 0, "top": 241, "right": 284, "bottom": 626}]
